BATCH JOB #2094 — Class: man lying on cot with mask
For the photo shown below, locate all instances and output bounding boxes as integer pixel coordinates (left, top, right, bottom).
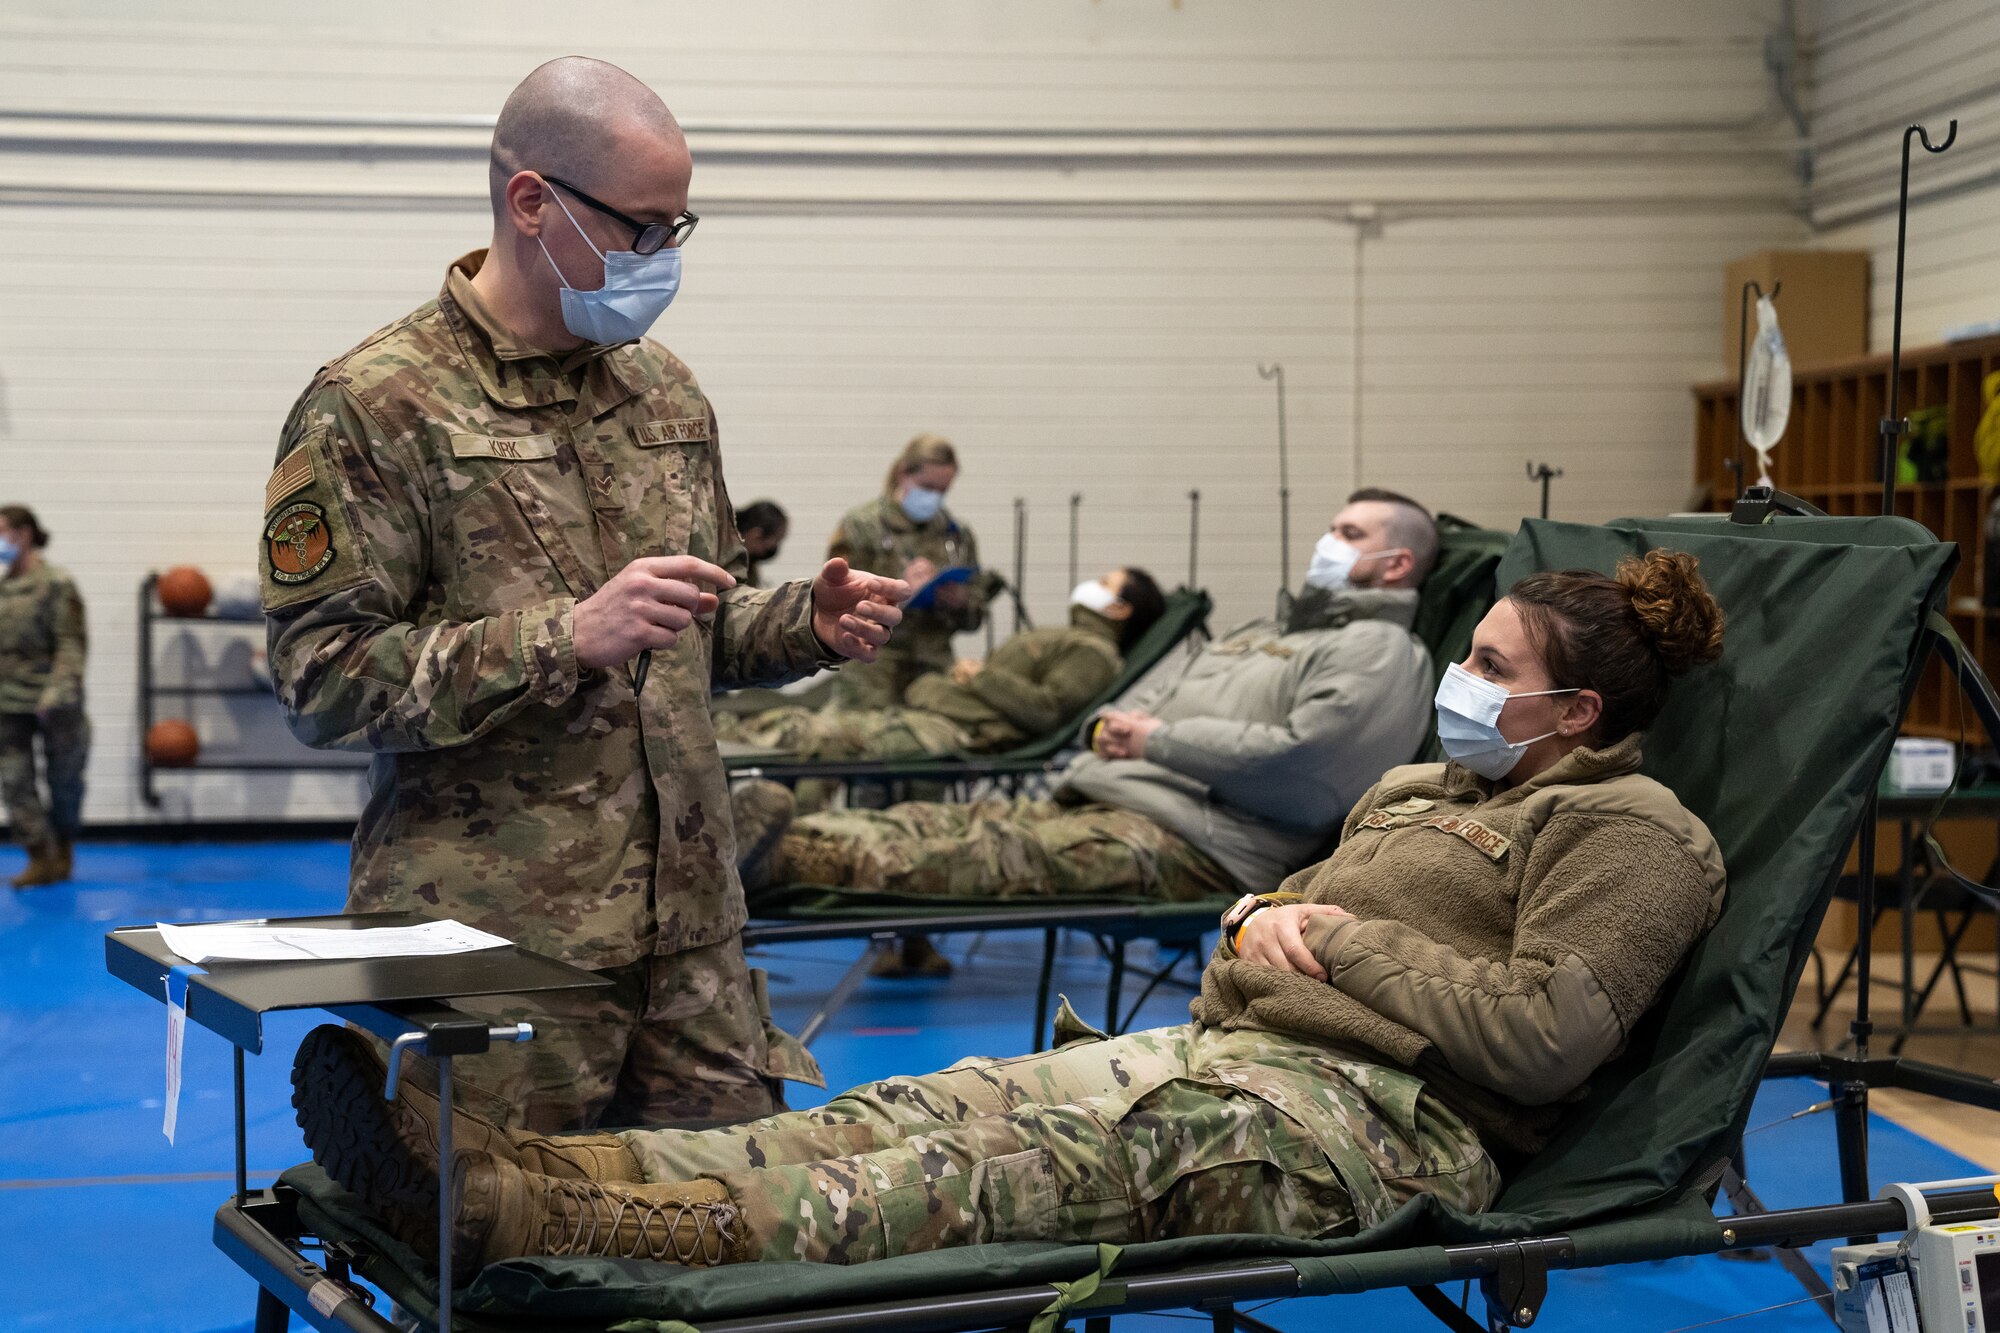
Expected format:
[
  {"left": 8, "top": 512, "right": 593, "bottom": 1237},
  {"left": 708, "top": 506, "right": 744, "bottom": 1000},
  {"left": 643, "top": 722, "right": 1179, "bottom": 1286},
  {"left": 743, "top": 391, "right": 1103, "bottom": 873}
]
[
  {"left": 726, "top": 488, "right": 1440, "bottom": 906},
  {"left": 291, "top": 548, "right": 1727, "bottom": 1271},
  {"left": 712, "top": 565, "right": 1169, "bottom": 764}
]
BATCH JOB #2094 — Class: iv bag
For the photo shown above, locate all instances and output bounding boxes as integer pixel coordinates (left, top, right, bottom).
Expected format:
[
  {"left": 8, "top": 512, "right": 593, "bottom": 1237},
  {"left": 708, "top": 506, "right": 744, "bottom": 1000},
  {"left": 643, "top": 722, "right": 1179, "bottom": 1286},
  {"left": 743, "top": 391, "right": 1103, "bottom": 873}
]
[{"left": 1740, "top": 295, "right": 1792, "bottom": 488}]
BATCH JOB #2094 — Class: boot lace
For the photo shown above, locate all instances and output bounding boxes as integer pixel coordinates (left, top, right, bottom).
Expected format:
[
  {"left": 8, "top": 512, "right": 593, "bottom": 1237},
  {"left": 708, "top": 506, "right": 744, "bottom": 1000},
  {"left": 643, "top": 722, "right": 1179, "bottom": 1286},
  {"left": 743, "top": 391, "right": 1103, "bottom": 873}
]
[{"left": 545, "top": 1179, "right": 740, "bottom": 1264}]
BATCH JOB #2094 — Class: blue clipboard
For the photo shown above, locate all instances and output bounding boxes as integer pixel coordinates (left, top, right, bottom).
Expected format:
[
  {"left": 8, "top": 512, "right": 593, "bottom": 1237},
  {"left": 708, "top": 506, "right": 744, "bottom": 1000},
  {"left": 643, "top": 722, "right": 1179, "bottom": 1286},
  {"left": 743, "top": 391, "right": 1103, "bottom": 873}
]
[{"left": 904, "top": 565, "right": 975, "bottom": 611}]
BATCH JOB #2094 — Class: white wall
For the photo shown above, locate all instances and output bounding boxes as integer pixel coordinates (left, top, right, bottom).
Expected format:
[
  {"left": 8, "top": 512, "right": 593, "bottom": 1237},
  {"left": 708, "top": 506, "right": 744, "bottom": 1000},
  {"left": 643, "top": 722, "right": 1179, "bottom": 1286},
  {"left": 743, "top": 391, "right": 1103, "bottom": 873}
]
[
  {"left": 0, "top": 0, "right": 1805, "bottom": 824},
  {"left": 1807, "top": 0, "right": 2000, "bottom": 347}
]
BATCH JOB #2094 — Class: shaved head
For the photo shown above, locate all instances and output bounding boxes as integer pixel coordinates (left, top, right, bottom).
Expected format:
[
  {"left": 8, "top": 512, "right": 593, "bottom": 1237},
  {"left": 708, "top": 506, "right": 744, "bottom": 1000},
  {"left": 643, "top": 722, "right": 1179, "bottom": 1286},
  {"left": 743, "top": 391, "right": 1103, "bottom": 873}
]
[{"left": 489, "top": 56, "right": 684, "bottom": 213}]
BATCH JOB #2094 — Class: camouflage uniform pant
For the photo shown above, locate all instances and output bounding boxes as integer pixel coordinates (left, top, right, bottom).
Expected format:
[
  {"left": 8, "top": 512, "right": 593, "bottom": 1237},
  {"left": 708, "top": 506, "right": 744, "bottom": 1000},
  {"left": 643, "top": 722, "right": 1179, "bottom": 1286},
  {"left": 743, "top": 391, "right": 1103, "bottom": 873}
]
[
  {"left": 614, "top": 1019, "right": 1499, "bottom": 1265},
  {"left": 831, "top": 637, "right": 952, "bottom": 710},
  {"left": 0, "top": 708, "right": 89, "bottom": 848},
  {"left": 400, "top": 938, "right": 824, "bottom": 1135},
  {"left": 713, "top": 705, "right": 972, "bottom": 763},
  {"left": 773, "top": 797, "right": 1238, "bottom": 900}
]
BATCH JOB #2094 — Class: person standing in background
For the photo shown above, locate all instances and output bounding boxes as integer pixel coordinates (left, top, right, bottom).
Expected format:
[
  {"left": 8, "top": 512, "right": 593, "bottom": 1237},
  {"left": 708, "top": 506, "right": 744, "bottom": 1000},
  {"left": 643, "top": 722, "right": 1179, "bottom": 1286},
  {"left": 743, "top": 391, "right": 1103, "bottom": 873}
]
[
  {"left": 733, "top": 500, "right": 788, "bottom": 587},
  {"left": 828, "top": 434, "right": 993, "bottom": 709},
  {"left": 0, "top": 505, "right": 89, "bottom": 889}
]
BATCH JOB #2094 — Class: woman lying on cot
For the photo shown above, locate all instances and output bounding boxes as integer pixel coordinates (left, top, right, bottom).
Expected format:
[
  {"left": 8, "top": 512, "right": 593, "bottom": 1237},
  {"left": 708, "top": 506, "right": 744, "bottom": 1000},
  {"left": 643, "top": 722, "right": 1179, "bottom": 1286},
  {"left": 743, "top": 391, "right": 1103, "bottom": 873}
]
[{"left": 292, "top": 550, "right": 1727, "bottom": 1275}]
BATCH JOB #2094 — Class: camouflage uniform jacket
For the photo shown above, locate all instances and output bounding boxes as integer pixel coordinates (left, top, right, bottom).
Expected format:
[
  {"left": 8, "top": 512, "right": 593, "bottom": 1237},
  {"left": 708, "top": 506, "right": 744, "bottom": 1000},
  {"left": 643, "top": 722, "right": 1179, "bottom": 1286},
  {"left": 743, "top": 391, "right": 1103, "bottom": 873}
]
[
  {"left": 1193, "top": 735, "right": 1726, "bottom": 1156},
  {"left": 828, "top": 494, "right": 987, "bottom": 672},
  {"left": 262, "top": 251, "right": 835, "bottom": 969},
  {"left": 902, "top": 607, "right": 1121, "bottom": 749},
  {"left": 0, "top": 563, "right": 87, "bottom": 714}
]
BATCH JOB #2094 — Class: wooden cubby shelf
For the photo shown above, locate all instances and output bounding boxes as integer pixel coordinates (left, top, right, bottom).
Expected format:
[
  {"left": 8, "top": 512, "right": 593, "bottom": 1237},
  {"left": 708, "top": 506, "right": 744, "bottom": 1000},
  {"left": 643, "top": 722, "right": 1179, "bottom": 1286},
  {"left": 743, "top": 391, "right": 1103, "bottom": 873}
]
[{"left": 1693, "top": 332, "right": 2000, "bottom": 742}]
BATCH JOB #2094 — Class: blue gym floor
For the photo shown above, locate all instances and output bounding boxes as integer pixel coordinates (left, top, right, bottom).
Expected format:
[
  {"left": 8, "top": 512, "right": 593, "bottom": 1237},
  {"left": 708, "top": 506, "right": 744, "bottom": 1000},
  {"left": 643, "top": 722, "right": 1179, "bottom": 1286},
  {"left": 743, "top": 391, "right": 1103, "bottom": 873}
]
[{"left": 0, "top": 841, "right": 1985, "bottom": 1332}]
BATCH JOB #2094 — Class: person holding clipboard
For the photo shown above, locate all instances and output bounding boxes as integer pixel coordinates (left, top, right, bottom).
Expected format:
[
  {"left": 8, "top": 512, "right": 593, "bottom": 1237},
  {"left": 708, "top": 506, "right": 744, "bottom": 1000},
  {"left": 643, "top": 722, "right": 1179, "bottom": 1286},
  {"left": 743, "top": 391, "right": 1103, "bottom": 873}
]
[{"left": 827, "top": 434, "right": 993, "bottom": 709}]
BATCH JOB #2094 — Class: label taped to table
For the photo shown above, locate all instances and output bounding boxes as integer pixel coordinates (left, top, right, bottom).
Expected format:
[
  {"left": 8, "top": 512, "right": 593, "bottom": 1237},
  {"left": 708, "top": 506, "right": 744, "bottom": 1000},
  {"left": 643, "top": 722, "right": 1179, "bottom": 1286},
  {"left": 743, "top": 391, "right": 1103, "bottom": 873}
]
[{"left": 163, "top": 963, "right": 204, "bottom": 1143}]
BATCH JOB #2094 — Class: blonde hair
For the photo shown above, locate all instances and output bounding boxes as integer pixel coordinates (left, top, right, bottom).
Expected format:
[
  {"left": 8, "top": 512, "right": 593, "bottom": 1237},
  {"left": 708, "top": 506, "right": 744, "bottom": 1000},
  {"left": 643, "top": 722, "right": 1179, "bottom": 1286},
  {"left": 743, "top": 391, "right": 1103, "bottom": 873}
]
[{"left": 884, "top": 433, "right": 959, "bottom": 496}]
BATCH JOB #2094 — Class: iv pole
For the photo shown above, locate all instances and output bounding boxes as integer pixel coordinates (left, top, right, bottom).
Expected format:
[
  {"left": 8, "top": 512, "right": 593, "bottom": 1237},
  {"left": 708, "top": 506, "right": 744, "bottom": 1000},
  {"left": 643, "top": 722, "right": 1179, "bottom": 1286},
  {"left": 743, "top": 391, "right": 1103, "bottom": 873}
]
[
  {"left": 1525, "top": 463, "right": 1562, "bottom": 520},
  {"left": 1880, "top": 121, "right": 1958, "bottom": 511},
  {"left": 1009, "top": 497, "right": 1032, "bottom": 633},
  {"left": 1068, "top": 493, "right": 1082, "bottom": 590},
  {"left": 1258, "top": 363, "right": 1291, "bottom": 617},
  {"left": 1750, "top": 121, "right": 1965, "bottom": 1245},
  {"left": 1186, "top": 489, "right": 1201, "bottom": 590}
]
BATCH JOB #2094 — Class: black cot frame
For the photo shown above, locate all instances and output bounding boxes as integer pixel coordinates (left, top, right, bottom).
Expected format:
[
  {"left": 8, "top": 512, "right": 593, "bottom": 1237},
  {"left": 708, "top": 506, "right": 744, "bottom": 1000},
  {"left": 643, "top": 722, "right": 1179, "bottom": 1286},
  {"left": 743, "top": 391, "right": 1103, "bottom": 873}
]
[
  {"left": 742, "top": 900, "right": 1231, "bottom": 1050},
  {"left": 209, "top": 1162, "right": 2000, "bottom": 1333}
]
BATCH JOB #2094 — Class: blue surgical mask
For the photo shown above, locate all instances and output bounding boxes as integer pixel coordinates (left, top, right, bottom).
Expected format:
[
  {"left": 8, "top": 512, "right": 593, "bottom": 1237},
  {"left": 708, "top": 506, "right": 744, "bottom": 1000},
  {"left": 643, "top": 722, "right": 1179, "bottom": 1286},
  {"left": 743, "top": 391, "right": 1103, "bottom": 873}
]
[
  {"left": 900, "top": 486, "right": 945, "bottom": 523},
  {"left": 537, "top": 191, "right": 682, "bottom": 345},
  {"left": 1434, "top": 661, "right": 1578, "bottom": 780},
  {"left": 0, "top": 538, "right": 16, "bottom": 567}
]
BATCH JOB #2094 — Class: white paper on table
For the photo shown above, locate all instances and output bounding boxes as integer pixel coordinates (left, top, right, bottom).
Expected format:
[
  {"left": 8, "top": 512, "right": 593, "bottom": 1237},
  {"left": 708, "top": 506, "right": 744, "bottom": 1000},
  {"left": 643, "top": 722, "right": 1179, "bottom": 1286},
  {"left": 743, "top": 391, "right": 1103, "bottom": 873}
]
[{"left": 154, "top": 919, "right": 512, "bottom": 965}]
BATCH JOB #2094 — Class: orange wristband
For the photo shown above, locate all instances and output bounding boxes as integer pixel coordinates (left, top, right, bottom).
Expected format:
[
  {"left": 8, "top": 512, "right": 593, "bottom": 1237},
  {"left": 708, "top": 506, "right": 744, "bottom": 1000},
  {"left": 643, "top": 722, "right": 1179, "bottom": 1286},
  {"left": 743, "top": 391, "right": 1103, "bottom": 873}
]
[{"left": 1232, "top": 904, "right": 1275, "bottom": 952}]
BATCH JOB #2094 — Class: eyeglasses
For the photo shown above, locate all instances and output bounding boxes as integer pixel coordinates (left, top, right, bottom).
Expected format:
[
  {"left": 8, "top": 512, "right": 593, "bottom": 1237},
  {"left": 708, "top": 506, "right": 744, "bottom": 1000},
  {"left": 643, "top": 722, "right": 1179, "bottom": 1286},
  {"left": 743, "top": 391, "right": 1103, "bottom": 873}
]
[{"left": 542, "top": 174, "right": 698, "bottom": 254}]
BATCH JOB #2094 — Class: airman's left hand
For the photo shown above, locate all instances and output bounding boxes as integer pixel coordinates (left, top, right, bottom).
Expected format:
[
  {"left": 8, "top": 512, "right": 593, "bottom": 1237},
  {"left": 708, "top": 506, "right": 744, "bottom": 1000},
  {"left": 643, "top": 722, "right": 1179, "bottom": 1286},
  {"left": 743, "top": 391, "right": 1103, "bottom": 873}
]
[{"left": 813, "top": 558, "right": 910, "bottom": 662}]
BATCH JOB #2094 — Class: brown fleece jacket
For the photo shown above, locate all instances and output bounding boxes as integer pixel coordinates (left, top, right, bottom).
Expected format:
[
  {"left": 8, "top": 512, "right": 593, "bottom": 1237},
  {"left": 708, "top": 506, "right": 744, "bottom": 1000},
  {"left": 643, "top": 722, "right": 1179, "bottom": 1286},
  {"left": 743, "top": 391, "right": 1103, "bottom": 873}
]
[{"left": 1190, "top": 734, "right": 1725, "bottom": 1157}]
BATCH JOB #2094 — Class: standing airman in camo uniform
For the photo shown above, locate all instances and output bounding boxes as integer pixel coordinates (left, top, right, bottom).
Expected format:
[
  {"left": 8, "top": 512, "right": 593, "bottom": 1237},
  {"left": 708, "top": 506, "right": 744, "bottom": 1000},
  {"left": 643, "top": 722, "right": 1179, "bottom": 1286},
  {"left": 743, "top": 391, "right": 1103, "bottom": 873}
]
[
  {"left": 827, "top": 435, "right": 998, "bottom": 709},
  {"left": 262, "top": 57, "right": 905, "bottom": 1133},
  {"left": 0, "top": 504, "right": 89, "bottom": 889}
]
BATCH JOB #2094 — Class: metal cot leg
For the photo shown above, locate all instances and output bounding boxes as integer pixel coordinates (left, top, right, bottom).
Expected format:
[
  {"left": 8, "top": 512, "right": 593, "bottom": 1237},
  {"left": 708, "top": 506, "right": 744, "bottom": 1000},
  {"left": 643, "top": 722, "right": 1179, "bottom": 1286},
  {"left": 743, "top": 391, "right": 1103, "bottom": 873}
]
[
  {"left": 1032, "top": 929, "right": 1058, "bottom": 1050},
  {"left": 1105, "top": 939, "right": 1126, "bottom": 1034},
  {"left": 253, "top": 1287, "right": 290, "bottom": 1333},
  {"left": 437, "top": 1054, "right": 454, "bottom": 1333}
]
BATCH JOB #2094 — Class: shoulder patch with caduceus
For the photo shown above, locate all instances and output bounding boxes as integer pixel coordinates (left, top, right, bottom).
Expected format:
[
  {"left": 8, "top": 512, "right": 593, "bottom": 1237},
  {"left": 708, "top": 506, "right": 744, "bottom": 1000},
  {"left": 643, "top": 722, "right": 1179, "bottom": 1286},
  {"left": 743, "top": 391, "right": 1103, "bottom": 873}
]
[{"left": 266, "top": 502, "right": 335, "bottom": 584}]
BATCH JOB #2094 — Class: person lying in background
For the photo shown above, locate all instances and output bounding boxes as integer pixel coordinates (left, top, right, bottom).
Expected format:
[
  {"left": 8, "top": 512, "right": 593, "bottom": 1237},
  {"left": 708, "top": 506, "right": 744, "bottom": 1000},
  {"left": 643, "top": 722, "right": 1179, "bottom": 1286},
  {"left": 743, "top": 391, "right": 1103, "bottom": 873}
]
[
  {"left": 732, "top": 489, "right": 1439, "bottom": 905},
  {"left": 291, "top": 548, "right": 1727, "bottom": 1273},
  {"left": 715, "top": 567, "right": 1165, "bottom": 764}
]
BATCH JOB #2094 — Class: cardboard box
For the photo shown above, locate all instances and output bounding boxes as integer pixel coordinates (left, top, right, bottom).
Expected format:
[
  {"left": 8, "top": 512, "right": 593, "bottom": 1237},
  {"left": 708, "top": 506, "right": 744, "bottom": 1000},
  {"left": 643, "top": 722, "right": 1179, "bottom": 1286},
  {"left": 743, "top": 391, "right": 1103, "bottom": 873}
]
[{"left": 1724, "top": 249, "right": 1871, "bottom": 373}]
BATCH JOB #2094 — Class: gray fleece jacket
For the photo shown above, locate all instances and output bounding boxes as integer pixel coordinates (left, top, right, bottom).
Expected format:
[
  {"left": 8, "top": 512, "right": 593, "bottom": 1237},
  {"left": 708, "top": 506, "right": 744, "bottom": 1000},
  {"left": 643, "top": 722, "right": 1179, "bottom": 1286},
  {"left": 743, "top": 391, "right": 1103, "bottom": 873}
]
[
  {"left": 1191, "top": 735, "right": 1726, "bottom": 1157},
  {"left": 1056, "top": 586, "right": 1431, "bottom": 891}
]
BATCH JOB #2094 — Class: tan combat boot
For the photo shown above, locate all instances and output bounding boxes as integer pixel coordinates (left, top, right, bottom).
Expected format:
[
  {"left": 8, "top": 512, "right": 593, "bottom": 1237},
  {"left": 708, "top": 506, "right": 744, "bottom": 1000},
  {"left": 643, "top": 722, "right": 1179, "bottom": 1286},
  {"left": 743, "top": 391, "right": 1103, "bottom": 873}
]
[
  {"left": 54, "top": 837, "right": 73, "bottom": 881},
  {"left": 770, "top": 829, "right": 855, "bottom": 890},
  {"left": 291, "top": 1026, "right": 642, "bottom": 1221},
  {"left": 730, "top": 779, "right": 798, "bottom": 891},
  {"left": 454, "top": 1152, "right": 745, "bottom": 1276},
  {"left": 9, "top": 842, "right": 64, "bottom": 889}
]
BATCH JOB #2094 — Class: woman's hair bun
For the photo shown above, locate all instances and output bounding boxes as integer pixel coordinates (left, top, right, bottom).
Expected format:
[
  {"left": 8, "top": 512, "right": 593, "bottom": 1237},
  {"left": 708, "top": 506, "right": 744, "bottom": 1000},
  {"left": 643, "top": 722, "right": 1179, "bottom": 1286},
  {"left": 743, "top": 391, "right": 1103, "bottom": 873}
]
[{"left": 1615, "top": 549, "right": 1724, "bottom": 676}]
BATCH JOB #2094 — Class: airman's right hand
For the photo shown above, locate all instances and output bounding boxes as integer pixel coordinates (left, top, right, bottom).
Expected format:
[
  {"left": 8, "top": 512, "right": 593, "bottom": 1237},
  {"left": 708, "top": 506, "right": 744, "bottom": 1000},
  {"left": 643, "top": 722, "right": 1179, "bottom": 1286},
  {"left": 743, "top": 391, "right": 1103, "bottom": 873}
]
[
  {"left": 1236, "top": 902, "right": 1353, "bottom": 981},
  {"left": 903, "top": 557, "right": 938, "bottom": 588},
  {"left": 573, "top": 556, "right": 736, "bottom": 670}
]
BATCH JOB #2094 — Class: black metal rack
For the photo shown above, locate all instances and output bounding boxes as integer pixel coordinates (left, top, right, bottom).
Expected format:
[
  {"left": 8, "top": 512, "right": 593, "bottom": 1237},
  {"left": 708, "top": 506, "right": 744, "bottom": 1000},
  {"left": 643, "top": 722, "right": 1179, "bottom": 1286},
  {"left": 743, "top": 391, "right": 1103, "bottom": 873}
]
[{"left": 137, "top": 571, "right": 368, "bottom": 808}]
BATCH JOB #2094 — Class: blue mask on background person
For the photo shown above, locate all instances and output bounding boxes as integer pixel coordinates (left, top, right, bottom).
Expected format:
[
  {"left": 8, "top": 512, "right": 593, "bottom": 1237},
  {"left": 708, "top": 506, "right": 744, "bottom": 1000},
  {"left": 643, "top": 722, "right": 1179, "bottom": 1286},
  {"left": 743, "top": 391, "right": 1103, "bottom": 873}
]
[
  {"left": 901, "top": 486, "right": 945, "bottom": 523},
  {"left": 0, "top": 538, "right": 17, "bottom": 567},
  {"left": 1434, "top": 661, "right": 1578, "bottom": 780},
  {"left": 537, "top": 190, "right": 682, "bottom": 345}
]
